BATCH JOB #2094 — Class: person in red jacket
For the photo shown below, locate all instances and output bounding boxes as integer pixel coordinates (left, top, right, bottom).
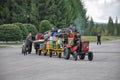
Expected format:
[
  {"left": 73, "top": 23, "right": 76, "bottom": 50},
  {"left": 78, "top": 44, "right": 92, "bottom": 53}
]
[
  {"left": 35, "top": 33, "right": 43, "bottom": 40},
  {"left": 68, "top": 30, "right": 74, "bottom": 44},
  {"left": 34, "top": 33, "right": 44, "bottom": 53},
  {"left": 68, "top": 30, "right": 74, "bottom": 38}
]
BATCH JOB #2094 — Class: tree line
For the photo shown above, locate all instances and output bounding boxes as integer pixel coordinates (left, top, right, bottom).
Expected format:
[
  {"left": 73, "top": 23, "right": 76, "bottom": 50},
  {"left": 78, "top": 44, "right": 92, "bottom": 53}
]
[
  {"left": 85, "top": 17, "right": 120, "bottom": 36},
  {"left": 0, "top": 0, "right": 120, "bottom": 38},
  {"left": 0, "top": 0, "right": 87, "bottom": 29}
]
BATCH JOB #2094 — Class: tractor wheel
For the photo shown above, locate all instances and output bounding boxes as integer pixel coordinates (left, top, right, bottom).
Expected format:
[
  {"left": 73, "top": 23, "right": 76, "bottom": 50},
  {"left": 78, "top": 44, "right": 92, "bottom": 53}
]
[
  {"left": 44, "top": 52, "right": 47, "bottom": 56},
  {"left": 79, "top": 53, "right": 85, "bottom": 60},
  {"left": 64, "top": 47, "right": 70, "bottom": 60},
  {"left": 39, "top": 50, "right": 41, "bottom": 55},
  {"left": 88, "top": 52, "right": 93, "bottom": 61},
  {"left": 58, "top": 53, "right": 62, "bottom": 58},
  {"left": 74, "top": 51, "right": 78, "bottom": 61},
  {"left": 49, "top": 52, "right": 52, "bottom": 57},
  {"left": 35, "top": 49, "right": 37, "bottom": 54}
]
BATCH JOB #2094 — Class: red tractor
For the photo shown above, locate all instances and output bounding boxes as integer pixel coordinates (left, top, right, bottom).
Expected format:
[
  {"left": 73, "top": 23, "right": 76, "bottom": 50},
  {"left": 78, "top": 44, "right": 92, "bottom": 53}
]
[{"left": 64, "top": 41, "right": 93, "bottom": 61}]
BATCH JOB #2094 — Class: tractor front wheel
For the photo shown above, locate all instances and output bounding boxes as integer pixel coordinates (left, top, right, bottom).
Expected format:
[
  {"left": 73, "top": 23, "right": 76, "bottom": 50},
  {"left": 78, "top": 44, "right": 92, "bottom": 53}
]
[{"left": 79, "top": 53, "right": 85, "bottom": 60}]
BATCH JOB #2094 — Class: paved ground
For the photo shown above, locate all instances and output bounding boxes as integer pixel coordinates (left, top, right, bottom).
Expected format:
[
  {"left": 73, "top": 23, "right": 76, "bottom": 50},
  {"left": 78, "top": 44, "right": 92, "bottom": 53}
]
[{"left": 0, "top": 40, "right": 120, "bottom": 80}]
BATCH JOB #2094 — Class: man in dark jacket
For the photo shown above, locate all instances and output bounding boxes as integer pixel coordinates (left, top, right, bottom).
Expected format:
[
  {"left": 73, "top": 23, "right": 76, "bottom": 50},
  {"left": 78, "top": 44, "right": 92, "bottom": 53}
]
[
  {"left": 97, "top": 34, "right": 101, "bottom": 45},
  {"left": 73, "top": 32, "right": 82, "bottom": 52},
  {"left": 74, "top": 32, "right": 81, "bottom": 45},
  {"left": 25, "top": 32, "right": 33, "bottom": 54}
]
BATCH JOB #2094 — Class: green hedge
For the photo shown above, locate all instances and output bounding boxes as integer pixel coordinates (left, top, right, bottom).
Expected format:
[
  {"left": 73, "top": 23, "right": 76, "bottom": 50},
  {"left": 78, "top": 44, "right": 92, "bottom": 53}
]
[
  {"left": 0, "top": 24, "right": 22, "bottom": 41},
  {"left": 39, "top": 20, "right": 52, "bottom": 33},
  {"left": 24, "top": 24, "right": 38, "bottom": 36},
  {"left": 13, "top": 23, "right": 29, "bottom": 39}
]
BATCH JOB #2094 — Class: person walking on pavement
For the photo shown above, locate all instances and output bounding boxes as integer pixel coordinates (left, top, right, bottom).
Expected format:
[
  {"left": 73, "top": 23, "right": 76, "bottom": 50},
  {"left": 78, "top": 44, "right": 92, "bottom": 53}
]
[
  {"left": 97, "top": 33, "right": 101, "bottom": 45},
  {"left": 25, "top": 32, "right": 33, "bottom": 54}
]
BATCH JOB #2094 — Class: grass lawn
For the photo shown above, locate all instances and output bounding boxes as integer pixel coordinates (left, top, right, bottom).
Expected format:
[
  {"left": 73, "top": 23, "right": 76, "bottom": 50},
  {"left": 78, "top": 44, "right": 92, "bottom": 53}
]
[
  {"left": 0, "top": 42, "right": 22, "bottom": 48},
  {"left": 82, "top": 36, "right": 120, "bottom": 42},
  {"left": 0, "top": 46, "right": 7, "bottom": 48},
  {"left": 0, "top": 41, "right": 22, "bottom": 45},
  {"left": 0, "top": 36, "right": 120, "bottom": 46}
]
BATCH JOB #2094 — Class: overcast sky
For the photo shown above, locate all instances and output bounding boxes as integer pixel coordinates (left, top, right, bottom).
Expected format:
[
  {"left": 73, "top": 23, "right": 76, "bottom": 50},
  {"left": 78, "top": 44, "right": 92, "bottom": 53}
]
[{"left": 82, "top": 0, "right": 120, "bottom": 23}]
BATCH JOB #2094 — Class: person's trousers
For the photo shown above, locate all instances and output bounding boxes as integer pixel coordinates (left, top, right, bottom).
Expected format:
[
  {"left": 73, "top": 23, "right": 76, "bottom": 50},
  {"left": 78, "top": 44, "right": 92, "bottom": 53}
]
[
  {"left": 28, "top": 43, "right": 32, "bottom": 53},
  {"left": 97, "top": 40, "right": 101, "bottom": 45}
]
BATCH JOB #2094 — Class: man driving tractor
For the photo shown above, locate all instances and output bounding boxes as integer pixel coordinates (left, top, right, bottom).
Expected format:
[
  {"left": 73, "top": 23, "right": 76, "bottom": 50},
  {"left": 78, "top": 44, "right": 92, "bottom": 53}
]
[{"left": 73, "top": 32, "right": 82, "bottom": 52}]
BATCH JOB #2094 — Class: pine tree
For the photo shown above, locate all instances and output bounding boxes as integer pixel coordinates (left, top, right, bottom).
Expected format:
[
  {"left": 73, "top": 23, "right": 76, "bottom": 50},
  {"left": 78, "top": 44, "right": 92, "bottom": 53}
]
[
  {"left": 118, "top": 23, "right": 120, "bottom": 36},
  {"left": 64, "top": 0, "right": 87, "bottom": 33},
  {"left": 0, "top": 0, "right": 88, "bottom": 31},
  {"left": 88, "top": 17, "right": 95, "bottom": 35},
  {"left": 114, "top": 17, "right": 118, "bottom": 35},
  {"left": 107, "top": 16, "right": 114, "bottom": 35},
  {"left": 0, "top": 0, "right": 11, "bottom": 24}
]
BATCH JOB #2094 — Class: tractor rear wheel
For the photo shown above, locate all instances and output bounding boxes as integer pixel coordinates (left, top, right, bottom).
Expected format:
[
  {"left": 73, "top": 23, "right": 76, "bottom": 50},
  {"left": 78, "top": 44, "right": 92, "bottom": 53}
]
[
  {"left": 88, "top": 52, "right": 93, "bottom": 61},
  {"left": 74, "top": 51, "right": 78, "bottom": 61},
  {"left": 64, "top": 47, "right": 70, "bottom": 60}
]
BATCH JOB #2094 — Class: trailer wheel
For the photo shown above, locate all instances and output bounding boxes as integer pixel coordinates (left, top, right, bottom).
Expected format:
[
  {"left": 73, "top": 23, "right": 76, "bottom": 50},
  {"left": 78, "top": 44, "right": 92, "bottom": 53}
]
[
  {"left": 74, "top": 51, "right": 78, "bottom": 61},
  {"left": 79, "top": 53, "right": 85, "bottom": 60},
  {"left": 49, "top": 52, "right": 52, "bottom": 57},
  {"left": 39, "top": 50, "right": 41, "bottom": 55},
  {"left": 58, "top": 53, "right": 62, "bottom": 58},
  {"left": 88, "top": 52, "right": 93, "bottom": 61},
  {"left": 35, "top": 49, "right": 37, "bottom": 54},
  {"left": 64, "top": 47, "right": 70, "bottom": 60},
  {"left": 44, "top": 52, "right": 47, "bottom": 56}
]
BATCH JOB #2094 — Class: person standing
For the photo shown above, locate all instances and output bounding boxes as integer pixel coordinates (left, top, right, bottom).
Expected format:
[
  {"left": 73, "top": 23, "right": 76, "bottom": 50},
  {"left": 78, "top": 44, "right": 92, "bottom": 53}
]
[
  {"left": 25, "top": 32, "right": 33, "bottom": 54},
  {"left": 97, "top": 34, "right": 101, "bottom": 45}
]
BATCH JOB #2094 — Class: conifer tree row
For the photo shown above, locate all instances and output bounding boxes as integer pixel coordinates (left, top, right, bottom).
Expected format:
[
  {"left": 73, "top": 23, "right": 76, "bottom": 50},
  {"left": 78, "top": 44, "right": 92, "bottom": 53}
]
[{"left": 0, "top": 0, "right": 87, "bottom": 28}]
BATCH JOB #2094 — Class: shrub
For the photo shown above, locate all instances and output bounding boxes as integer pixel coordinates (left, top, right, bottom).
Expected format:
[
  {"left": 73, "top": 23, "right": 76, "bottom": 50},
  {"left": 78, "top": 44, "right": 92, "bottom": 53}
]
[
  {"left": 23, "top": 24, "right": 38, "bottom": 36},
  {"left": 13, "top": 23, "right": 28, "bottom": 39},
  {"left": 39, "top": 20, "right": 52, "bottom": 33},
  {"left": 0, "top": 24, "right": 22, "bottom": 41}
]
